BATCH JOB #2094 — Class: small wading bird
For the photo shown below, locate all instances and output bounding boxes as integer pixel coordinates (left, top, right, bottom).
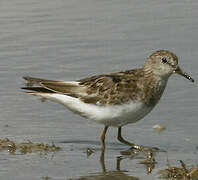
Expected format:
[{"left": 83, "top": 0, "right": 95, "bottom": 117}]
[{"left": 22, "top": 50, "right": 194, "bottom": 151}]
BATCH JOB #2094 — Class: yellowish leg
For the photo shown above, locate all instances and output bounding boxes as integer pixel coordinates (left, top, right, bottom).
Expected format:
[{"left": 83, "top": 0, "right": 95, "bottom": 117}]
[{"left": 117, "top": 127, "right": 142, "bottom": 150}]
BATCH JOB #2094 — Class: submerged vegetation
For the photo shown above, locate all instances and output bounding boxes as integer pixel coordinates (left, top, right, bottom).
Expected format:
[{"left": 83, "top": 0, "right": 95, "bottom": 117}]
[
  {"left": 159, "top": 160, "right": 198, "bottom": 180},
  {"left": 0, "top": 138, "right": 60, "bottom": 154}
]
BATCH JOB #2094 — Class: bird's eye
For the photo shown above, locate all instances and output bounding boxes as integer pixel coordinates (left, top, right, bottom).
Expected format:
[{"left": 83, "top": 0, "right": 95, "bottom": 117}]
[{"left": 161, "top": 57, "right": 167, "bottom": 63}]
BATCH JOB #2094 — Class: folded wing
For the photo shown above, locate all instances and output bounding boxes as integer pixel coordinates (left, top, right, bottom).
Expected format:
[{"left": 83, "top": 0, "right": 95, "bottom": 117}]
[{"left": 22, "top": 69, "right": 142, "bottom": 105}]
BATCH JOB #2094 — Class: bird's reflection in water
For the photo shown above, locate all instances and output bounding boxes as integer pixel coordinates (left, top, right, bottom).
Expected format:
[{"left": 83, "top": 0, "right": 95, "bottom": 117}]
[
  {"left": 71, "top": 148, "right": 156, "bottom": 180},
  {"left": 72, "top": 153, "right": 139, "bottom": 180},
  {"left": 102, "top": 148, "right": 156, "bottom": 174}
]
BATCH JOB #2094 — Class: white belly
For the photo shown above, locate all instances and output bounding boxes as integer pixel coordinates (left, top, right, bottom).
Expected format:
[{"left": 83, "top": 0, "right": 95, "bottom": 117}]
[
  {"left": 90, "top": 101, "right": 154, "bottom": 127},
  {"left": 35, "top": 93, "right": 155, "bottom": 127}
]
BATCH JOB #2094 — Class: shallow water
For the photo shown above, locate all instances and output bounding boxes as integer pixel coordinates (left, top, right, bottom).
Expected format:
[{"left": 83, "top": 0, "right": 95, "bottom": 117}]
[{"left": 0, "top": 0, "right": 197, "bottom": 179}]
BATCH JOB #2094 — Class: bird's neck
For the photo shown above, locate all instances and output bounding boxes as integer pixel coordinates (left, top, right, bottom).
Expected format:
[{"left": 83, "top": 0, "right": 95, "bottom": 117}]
[{"left": 140, "top": 69, "right": 169, "bottom": 107}]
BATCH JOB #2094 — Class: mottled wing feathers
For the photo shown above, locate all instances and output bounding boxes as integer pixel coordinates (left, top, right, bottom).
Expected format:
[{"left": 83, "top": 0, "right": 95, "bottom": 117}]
[
  {"left": 79, "top": 69, "right": 144, "bottom": 104},
  {"left": 22, "top": 69, "right": 145, "bottom": 105}
]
